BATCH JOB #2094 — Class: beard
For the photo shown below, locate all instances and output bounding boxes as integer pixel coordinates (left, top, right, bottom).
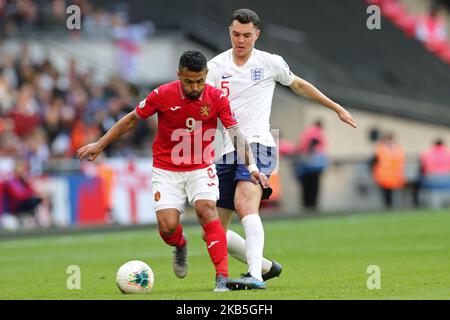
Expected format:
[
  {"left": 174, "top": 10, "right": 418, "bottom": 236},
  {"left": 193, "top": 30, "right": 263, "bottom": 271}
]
[{"left": 186, "top": 91, "right": 200, "bottom": 100}]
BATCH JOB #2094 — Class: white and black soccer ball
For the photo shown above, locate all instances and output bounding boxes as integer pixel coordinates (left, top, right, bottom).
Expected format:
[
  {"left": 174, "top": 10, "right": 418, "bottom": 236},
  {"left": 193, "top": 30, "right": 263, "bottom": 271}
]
[{"left": 116, "top": 260, "right": 155, "bottom": 294}]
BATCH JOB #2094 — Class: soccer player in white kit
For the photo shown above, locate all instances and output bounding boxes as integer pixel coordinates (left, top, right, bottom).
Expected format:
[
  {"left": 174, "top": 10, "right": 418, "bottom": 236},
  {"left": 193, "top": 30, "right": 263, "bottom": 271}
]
[{"left": 207, "top": 9, "right": 357, "bottom": 290}]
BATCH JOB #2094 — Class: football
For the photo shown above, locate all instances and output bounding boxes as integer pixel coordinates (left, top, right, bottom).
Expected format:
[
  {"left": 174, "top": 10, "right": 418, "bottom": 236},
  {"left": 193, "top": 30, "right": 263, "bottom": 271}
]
[{"left": 116, "top": 260, "right": 155, "bottom": 294}]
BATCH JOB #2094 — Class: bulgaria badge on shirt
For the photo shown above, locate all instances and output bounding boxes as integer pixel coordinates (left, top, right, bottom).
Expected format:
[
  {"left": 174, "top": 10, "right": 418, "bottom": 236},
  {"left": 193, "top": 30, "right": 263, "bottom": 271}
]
[{"left": 200, "top": 105, "right": 211, "bottom": 118}]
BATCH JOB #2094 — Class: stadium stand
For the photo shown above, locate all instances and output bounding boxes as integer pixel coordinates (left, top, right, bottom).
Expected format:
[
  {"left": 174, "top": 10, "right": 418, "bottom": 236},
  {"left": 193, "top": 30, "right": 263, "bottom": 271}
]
[
  {"left": 1, "top": 0, "right": 450, "bottom": 228},
  {"left": 91, "top": 0, "right": 450, "bottom": 126},
  {"left": 198, "top": 0, "right": 450, "bottom": 126}
]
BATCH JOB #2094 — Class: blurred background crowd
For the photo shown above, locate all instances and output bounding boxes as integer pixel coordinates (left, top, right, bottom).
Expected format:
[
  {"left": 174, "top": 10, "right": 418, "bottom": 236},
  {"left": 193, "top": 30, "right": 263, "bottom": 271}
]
[
  {"left": 0, "top": 0, "right": 156, "bottom": 174},
  {"left": 0, "top": 43, "right": 155, "bottom": 168},
  {"left": 0, "top": 0, "right": 449, "bottom": 231}
]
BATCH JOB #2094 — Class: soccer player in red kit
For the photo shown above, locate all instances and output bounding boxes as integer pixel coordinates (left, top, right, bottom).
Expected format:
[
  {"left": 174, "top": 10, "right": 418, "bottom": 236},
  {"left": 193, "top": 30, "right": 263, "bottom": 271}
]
[{"left": 76, "top": 50, "right": 269, "bottom": 291}]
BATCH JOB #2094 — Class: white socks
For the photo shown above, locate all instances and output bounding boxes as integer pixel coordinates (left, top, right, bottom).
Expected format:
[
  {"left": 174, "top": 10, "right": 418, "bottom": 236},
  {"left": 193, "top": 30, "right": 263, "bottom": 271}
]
[
  {"left": 227, "top": 229, "right": 273, "bottom": 274},
  {"left": 241, "top": 213, "right": 265, "bottom": 281}
]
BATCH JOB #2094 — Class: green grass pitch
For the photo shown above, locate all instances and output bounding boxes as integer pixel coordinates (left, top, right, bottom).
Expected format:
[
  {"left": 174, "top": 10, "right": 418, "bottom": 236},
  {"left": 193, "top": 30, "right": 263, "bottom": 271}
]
[{"left": 0, "top": 209, "right": 449, "bottom": 300}]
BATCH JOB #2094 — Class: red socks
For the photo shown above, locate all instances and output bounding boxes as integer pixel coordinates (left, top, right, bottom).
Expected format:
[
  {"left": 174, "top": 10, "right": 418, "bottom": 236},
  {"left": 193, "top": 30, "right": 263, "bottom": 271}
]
[
  {"left": 203, "top": 219, "right": 228, "bottom": 278},
  {"left": 159, "top": 224, "right": 186, "bottom": 248},
  {"left": 159, "top": 220, "right": 228, "bottom": 278}
]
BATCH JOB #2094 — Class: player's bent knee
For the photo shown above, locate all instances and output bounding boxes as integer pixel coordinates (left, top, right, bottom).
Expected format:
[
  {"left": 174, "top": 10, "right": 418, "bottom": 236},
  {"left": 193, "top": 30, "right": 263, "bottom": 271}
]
[
  {"left": 234, "top": 185, "right": 262, "bottom": 214},
  {"left": 157, "top": 217, "right": 179, "bottom": 235},
  {"left": 158, "top": 223, "right": 178, "bottom": 236},
  {"left": 156, "top": 208, "right": 181, "bottom": 235},
  {"left": 194, "top": 200, "right": 218, "bottom": 223},
  {"left": 235, "top": 199, "right": 260, "bottom": 216}
]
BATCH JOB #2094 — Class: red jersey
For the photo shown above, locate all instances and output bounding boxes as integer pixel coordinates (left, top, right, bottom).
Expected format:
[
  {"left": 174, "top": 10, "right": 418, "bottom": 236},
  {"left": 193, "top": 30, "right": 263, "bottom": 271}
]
[{"left": 135, "top": 81, "right": 238, "bottom": 171}]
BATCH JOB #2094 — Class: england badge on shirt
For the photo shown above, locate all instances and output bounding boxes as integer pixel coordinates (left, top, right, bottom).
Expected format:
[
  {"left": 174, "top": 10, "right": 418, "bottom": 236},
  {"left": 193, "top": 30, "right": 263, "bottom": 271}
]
[{"left": 251, "top": 68, "right": 264, "bottom": 81}]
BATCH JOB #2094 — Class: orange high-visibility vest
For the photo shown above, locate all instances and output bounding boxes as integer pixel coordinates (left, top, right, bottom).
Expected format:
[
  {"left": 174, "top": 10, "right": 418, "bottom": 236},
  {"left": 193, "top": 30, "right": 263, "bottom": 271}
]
[
  {"left": 97, "top": 163, "right": 115, "bottom": 211},
  {"left": 373, "top": 143, "right": 405, "bottom": 189}
]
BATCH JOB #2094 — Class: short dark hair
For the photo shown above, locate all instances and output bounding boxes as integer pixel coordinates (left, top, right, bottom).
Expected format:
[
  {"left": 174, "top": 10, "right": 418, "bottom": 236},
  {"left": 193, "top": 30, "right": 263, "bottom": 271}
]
[
  {"left": 179, "top": 50, "right": 207, "bottom": 72},
  {"left": 230, "top": 8, "right": 260, "bottom": 29}
]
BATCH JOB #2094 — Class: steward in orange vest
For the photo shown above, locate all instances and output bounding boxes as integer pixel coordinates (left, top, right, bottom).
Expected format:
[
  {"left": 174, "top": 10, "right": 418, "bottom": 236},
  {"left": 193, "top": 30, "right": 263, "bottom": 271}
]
[{"left": 372, "top": 136, "right": 405, "bottom": 190}]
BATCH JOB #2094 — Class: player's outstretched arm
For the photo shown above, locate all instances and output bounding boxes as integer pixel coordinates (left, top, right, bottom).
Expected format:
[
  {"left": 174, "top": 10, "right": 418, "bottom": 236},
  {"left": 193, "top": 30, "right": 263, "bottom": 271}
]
[
  {"left": 77, "top": 111, "right": 140, "bottom": 161},
  {"left": 289, "top": 75, "right": 357, "bottom": 128},
  {"left": 226, "top": 126, "right": 270, "bottom": 188}
]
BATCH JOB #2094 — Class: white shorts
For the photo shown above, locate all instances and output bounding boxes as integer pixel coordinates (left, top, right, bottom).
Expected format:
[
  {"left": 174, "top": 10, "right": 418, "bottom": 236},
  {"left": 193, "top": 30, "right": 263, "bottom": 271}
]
[{"left": 152, "top": 164, "right": 219, "bottom": 214}]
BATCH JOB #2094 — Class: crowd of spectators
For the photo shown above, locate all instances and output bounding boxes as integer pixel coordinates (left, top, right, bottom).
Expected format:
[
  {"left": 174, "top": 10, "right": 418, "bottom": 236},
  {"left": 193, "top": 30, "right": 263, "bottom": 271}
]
[
  {"left": 0, "top": 0, "right": 154, "bottom": 37},
  {"left": 0, "top": 0, "right": 87, "bottom": 35},
  {"left": 0, "top": 41, "right": 156, "bottom": 174},
  {"left": 0, "top": 0, "right": 157, "bottom": 175}
]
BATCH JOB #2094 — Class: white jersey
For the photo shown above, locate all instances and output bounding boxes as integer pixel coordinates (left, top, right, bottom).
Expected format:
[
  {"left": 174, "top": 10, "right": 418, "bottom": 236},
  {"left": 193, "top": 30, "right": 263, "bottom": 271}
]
[{"left": 207, "top": 48, "right": 295, "bottom": 155}]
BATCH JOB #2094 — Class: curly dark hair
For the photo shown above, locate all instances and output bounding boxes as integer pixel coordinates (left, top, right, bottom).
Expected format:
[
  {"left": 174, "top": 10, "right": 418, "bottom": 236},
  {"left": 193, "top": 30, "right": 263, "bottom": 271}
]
[
  {"left": 179, "top": 50, "right": 207, "bottom": 72},
  {"left": 230, "top": 8, "right": 260, "bottom": 29}
]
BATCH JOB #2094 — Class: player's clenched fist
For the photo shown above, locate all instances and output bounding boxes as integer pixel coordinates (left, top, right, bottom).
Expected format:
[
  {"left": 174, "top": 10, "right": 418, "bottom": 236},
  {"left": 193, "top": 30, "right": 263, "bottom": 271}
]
[{"left": 76, "top": 142, "right": 103, "bottom": 161}]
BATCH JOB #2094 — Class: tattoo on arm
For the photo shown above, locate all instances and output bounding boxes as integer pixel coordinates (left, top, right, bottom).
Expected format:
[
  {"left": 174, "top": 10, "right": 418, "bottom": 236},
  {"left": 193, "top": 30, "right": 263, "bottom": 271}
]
[{"left": 226, "top": 126, "right": 256, "bottom": 167}]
